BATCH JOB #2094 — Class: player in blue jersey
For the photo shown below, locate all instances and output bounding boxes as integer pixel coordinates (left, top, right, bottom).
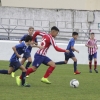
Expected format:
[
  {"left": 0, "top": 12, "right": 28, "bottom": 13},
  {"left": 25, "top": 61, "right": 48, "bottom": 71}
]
[
  {"left": 11, "top": 26, "right": 38, "bottom": 78},
  {"left": 55, "top": 32, "right": 81, "bottom": 74},
  {"left": 0, "top": 35, "right": 33, "bottom": 87}
]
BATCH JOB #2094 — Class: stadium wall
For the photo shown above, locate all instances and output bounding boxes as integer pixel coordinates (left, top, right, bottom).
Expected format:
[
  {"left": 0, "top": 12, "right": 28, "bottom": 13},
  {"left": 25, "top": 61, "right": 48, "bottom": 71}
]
[
  {"left": 1, "top": 0, "right": 100, "bottom": 10},
  {"left": 0, "top": 7, "right": 100, "bottom": 40},
  {"left": 0, "top": 40, "right": 100, "bottom": 65}
]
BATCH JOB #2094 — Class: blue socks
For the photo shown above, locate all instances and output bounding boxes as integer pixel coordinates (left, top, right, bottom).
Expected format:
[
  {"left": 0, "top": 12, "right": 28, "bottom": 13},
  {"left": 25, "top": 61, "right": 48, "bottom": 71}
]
[
  {"left": 74, "top": 62, "right": 77, "bottom": 72},
  {"left": 21, "top": 72, "right": 26, "bottom": 85},
  {"left": 0, "top": 70, "right": 8, "bottom": 74},
  {"left": 25, "top": 62, "right": 31, "bottom": 69},
  {"left": 55, "top": 61, "right": 66, "bottom": 65}
]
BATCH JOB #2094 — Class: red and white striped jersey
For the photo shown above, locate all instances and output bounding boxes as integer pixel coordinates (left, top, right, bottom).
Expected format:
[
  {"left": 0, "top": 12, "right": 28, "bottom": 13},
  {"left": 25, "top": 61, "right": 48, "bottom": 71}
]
[
  {"left": 32, "top": 31, "right": 66, "bottom": 56},
  {"left": 86, "top": 39, "right": 97, "bottom": 55}
]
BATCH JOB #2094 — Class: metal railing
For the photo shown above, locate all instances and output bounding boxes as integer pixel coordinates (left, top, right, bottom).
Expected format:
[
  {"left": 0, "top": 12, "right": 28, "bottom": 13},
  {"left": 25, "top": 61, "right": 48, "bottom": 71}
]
[{"left": 0, "top": 18, "right": 100, "bottom": 44}]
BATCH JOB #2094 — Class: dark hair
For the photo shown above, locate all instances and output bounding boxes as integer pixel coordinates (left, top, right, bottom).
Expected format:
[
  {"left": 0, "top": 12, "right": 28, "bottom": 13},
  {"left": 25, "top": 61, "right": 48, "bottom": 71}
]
[
  {"left": 72, "top": 32, "right": 78, "bottom": 36},
  {"left": 51, "top": 26, "right": 59, "bottom": 32},
  {"left": 90, "top": 32, "right": 94, "bottom": 35},
  {"left": 25, "top": 35, "right": 32, "bottom": 42}
]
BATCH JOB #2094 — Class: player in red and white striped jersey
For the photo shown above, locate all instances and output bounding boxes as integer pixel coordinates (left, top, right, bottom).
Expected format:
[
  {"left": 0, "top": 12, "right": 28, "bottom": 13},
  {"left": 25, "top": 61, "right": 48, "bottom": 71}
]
[
  {"left": 17, "top": 26, "right": 69, "bottom": 85},
  {"left": 85, "top": 33, "right": 98, "bottom": 73}
]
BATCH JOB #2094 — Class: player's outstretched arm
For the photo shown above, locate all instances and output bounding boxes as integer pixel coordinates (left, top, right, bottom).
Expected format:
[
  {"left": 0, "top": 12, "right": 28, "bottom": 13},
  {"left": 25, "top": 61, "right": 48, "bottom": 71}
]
[
  {"left": 32, "top": 31, "right": 46, "bottom": 41},
  {"left": 50, "top": 36, "right": 69, "bottom": 53},
  {"left": 71, "top": 46, "right": 79, "bottom": 53},
  {"left": 12, "top": 47, "right": 21, "bottom": 58}
]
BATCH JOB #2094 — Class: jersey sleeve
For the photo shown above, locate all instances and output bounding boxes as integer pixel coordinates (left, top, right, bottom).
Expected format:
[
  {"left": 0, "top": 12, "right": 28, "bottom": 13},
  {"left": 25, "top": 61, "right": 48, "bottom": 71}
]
[
  {"left": 15, "top": 43, "right": 24, "bottom": 49},
  {"left": 85, "top": 39, "right": 90, "bottom": 45},
  {"left": 20, "top": 35, "right": 26, "bottom": 41},
  {"left": 70, "top": 40, "right": 75, "bottom": 47},
  {"left": 50, "top": 36, "right": 66, "bottom": 52},
  {"left": 32, "top": 31, "right": 46, "bottom": 41}
]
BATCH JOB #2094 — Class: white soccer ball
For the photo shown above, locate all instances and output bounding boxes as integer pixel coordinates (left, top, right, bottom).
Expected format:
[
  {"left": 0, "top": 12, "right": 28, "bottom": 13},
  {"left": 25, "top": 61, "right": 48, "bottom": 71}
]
[{"left": 70, "top": 79, "right": 79, "bottom": 88}]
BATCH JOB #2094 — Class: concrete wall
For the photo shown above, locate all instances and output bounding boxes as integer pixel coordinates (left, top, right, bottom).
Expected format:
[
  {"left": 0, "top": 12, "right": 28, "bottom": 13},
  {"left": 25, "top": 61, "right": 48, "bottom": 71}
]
[
  {"left": 1, "top": 0, "right": 100, "bottom": 10},
  {"left": 0, "top": 7, "right": 100, "bottom": 41},
  {"left": 0, "top": 40, "right": 100, "bottom": 65}
]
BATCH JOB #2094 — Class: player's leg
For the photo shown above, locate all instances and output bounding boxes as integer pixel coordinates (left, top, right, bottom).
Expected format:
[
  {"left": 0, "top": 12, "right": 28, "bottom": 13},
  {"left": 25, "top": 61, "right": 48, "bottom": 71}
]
[
  {"left": 26, "top": 57, "right": 32, "bottom": 69},
  {"left": 88, "top": 54, "right": 92, "bottom": 73},
  {"left": 71, "top": 53, "right": 81, "bottom": 74},
  {"left": 15, "top": 62, "right": 30, "bottom": 87},
  {"left": 11, "top": 57, "right": 26, "bottom": 78},
  {"left": 93, "top": 52, "right": 98, "bottom": 73},
  {"left": 0, "top": 67, "right": 14, "bottom": 74},
  {"left": 41, "top": 57, "right": 56, "bottom": 84},
  {"left": 18, "top": 53, "right": 43, "bottom": 81},
  {"left": 55, "top": 53, "right": 68, "bottom": 65}
]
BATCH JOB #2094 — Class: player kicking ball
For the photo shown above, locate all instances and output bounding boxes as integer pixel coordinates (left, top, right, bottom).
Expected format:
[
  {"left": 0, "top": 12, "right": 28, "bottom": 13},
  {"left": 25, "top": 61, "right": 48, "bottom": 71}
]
[
  {"left": 0, "top": 36, "right": 33, "bottom": 87},
  {"left": 55, "top": 32, "right": 81, "bottom": 75},
  {"left": 11, "top": 26, "right": 38, "bottom": 78},
  {"left": 85, "top": 32, "right": 98, "bottom": 73},
  {"left": 16, "top": 26, "right": 69, "bottom": 86}
]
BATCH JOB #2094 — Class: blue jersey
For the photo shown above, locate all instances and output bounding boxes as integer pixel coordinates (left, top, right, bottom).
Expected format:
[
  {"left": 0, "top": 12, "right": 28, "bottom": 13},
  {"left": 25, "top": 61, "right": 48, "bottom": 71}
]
[
  {"left": 10, "top": 42, "right": 28, "bottom": 62},
  {"left": 66, "top": 38, "right": 75, "bottom": 52},
  {"left": 20, "top": 34, "right": 38, "bottom": 53}
]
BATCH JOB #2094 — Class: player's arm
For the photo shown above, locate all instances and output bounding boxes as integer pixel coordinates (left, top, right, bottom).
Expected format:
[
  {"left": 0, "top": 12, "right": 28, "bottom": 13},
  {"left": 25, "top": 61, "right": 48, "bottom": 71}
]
[
  {"left": 50, "top": 37, "right": 69, "bottom": 53},
  {"left": 95, "top": 40, "right": 98, "bottom": 49},
  {"left": 71, "top": 41, "right": 79, "bottom": 53},
  {"left": 31, "top": 44, "right": 43, "bottom": 49},
  {"left": 85, "top": 40, "right": 93, "bottom": 48},
  {"left": 12, "top": 46, "right": 21, "bottom": 58},
  {"left": 32, "top": 31, "right": 45, "bottom": 41},
  {"left": 19, "top": 35, "right": 25, "bottom": 43}
]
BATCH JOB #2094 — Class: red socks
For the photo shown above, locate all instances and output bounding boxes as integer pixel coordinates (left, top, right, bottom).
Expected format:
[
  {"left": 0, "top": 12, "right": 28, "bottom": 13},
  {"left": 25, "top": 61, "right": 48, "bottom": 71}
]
[
  {"left": 89, "top": 62, "right": 92, "bottom": 70},
  {"left": 94, "top": 61, "right": 97, "bottom": 69},
  {"left": 20, "top": 68, "right": 34, "bottom": 79},
  {"left": 89, "top": 61, "right": 97, "bottom": 70},
  {"left": 44, "top": 66, "right": 55, "bottom": 78}
]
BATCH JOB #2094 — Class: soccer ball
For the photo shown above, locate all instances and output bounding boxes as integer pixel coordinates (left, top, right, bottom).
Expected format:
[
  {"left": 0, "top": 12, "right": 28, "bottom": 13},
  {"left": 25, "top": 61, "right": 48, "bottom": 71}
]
[{"left": 70, "top": 79, "right": 79, "bottom": 88}]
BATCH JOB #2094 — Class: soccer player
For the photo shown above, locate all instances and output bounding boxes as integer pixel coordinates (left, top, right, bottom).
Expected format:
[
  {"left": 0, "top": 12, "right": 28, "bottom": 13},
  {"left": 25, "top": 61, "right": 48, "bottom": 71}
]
[
  {"left": 16, "top": 26, "right": 69, "bottom": 86},
  {"left": 55, "top": 32, "right": 81, "bottom": 74},
  {"left": 85, "top": 33, "right": 98, "bottom": 73},
  {"left": 11, "top": 26, "right": 38, "bottom": 78},
  {"left": 0, "top": 35, "right": 33, "bottom": 87}
]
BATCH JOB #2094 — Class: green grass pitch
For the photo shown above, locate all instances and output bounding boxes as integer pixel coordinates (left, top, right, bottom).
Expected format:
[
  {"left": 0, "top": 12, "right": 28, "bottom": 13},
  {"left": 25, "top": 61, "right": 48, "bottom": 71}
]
[{"left": 0, "top": 60, "right": 100, "bottom": 100}]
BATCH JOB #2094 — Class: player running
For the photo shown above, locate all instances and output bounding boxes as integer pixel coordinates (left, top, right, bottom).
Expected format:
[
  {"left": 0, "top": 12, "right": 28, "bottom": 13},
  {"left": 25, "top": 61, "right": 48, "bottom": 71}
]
[
  {"left": 85, "top": 32, "right": 98, "bottom": 73},
  {"left": 55, "top": 32, "right": 81, "bottom": 75},
  {"left": 0, "top": 36, "right": 32, "bottom": 87},
  {"left": 16, "top": 26, "right": 69, "bottom": 86},
  {"left": 11, "top": 26, "right": 38, "bottom": 78}
]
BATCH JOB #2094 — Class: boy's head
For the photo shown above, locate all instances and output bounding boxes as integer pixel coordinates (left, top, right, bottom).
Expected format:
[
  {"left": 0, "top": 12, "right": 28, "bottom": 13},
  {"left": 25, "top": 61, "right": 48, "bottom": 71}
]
[
  {"left": 50, "top": 26, "right": 59, "bottom": 38},
  {"left": 28, "top": 26, "right": 34, "bottom": 36},
  {"left": 90, "top": 33, "right": 95, "bottom": 39},
  {"left": 72, "top": 32, "right": 78, "bottom": 40},
  {"left": 25, "top": 35, "right": 32, "bottom": 45}
]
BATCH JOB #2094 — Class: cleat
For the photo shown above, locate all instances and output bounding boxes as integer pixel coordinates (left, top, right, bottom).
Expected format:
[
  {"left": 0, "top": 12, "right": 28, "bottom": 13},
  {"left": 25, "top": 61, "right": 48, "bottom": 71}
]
[
  {"left": 22, "top": 84, "right": 30, "bottom": 87},
  {"left": 41, "top": 77, "right": 51, "bottom": 84},
  {"left": 16, "top": 76, "right": 21, "bottom": 86},
  {"left": 74, "top": 70, "right": 81, "bottom": 75},
  {"left": 89, "top": 69, "right": 92, "bottom": 73},
  {"left": 26, "top": 75, "right": 29, "bottom": 78},
  {"left": 11, "top": 72, "right": 15, "bottom": 77},
  {"left": 94, "top": 69, "right": 98, "bottom": 73}
]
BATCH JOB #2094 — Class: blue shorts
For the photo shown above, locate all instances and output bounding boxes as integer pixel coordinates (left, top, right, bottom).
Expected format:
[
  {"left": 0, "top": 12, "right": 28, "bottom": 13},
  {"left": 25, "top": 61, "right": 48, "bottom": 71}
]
[
  {"left": 23, "top": 52, "right": 31, "bottom": 59},
  {"left": 64, "top": 52, "right": 75, "bottom": 61},
  {"left": 88, "top": 52, "right": 97, "bottom": 61},
  {"left": 9, "top": 61, "right": 21, "bottom": 70},
  {"left": 32, "top": 53, "right": 52, "bottom": 68}
]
